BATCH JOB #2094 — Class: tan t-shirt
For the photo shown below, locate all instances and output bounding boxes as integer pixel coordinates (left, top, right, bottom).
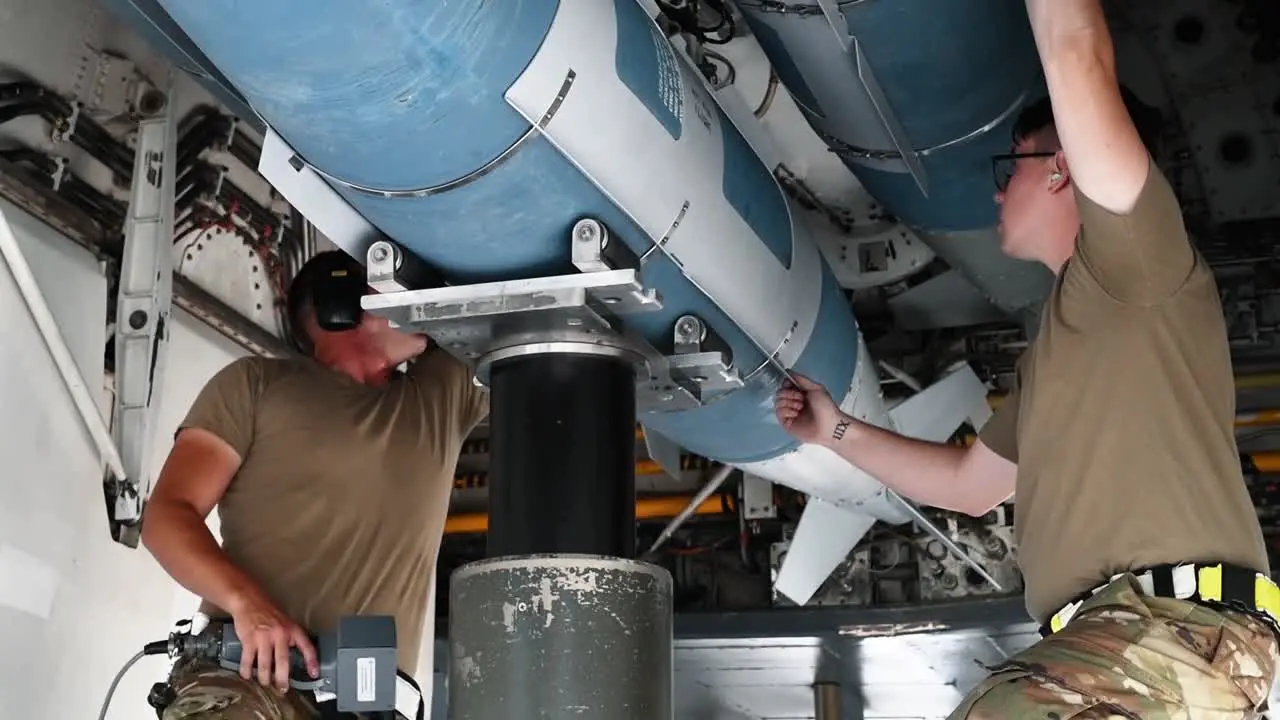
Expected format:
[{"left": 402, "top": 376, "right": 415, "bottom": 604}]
[
  {"left": 179, "top": 348, "right": 488, "bottom": 674},
  {"left": 980, "top": 158, "right": 1268, "bottom": 624}
]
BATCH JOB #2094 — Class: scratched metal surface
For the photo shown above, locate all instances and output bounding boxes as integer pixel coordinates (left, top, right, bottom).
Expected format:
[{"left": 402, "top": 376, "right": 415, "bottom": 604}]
[
  {"left": 672, "top": 625, "right": 1040, "bottom": 720},
  {"left": 429, "top": 595, "right": 1048, "bottom": 718}
]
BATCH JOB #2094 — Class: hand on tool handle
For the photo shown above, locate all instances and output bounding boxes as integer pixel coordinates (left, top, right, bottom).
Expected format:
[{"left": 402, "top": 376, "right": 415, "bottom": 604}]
[
  {"left": 227, "top": 590, "right": 320, "bottom": 692},
  {"left": 774, "top": 373, "right": 848, "bottom": 446}
]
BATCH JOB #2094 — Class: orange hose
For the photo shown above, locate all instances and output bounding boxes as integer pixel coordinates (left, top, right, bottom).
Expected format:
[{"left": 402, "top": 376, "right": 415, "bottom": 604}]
[
  {"left": 1250, "top": 453, "right": 1280, "bottom": 473},
  {"left": 1236, "top": 410, "right": 1280, "bottom": 428},
  {"left": 636, "top": 458, "right": 662, "bottom": 475},
  {"left": 444, "top": 494, "right": 727, "bottom": 535}
]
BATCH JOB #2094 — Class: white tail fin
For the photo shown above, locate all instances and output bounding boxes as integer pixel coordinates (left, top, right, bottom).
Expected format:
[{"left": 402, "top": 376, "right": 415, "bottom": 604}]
[{"left": 774, "top": 499, "right": 877, "bottom": 605}]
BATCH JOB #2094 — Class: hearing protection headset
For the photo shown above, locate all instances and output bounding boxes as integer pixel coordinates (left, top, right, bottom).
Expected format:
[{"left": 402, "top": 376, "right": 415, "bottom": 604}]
[
  {"left": 312, "top": 266, "right": 367, "bottom": 333},
  {"left": 286, "top": 251, "right": 369, "bottom": 356}
]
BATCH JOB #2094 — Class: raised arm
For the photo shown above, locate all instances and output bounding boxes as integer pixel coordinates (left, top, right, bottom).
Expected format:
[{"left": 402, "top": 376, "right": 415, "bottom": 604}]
[{"left": 1024, "top": 0, "right": 1150, "bottom": 215}]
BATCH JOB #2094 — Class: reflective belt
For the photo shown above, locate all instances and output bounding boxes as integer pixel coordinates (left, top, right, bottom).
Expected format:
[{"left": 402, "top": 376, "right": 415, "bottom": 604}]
[{"left": 1043, "top": 562, "right": 1280, "bottom": 636}]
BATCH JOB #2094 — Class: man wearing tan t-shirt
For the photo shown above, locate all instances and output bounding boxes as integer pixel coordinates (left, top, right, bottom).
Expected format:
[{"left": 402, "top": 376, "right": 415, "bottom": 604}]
[
  {"left": 776, "top": 0, "right": 1278, "bottom": 716},
  {"left": 142, "top": 250, "right": 488, "bottom": 719}
]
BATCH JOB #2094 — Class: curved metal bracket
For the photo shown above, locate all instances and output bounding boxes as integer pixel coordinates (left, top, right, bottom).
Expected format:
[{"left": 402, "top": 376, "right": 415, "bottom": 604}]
[
  {"left": 819, "top": 85, "right": 1034, "bottom": 163},
  {"left": 295, "top": 70, "right": 578, "bottom": 199}
]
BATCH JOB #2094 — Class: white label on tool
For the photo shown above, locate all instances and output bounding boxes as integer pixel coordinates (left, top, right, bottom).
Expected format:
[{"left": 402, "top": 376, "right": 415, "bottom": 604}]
[{"left": 357, "top": 657, "right": 377, "bottom": 702}]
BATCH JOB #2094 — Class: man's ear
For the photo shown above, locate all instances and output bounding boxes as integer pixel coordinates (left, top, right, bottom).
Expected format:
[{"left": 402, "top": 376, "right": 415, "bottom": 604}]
[{"left": 1048, "top": 150, "right": 1071, "bottom": 193}]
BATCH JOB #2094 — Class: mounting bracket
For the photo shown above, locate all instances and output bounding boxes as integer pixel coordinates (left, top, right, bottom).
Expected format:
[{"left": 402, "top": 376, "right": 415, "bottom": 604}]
[{"left": 110, "top": 73, "right": 177, "bottom": 542}]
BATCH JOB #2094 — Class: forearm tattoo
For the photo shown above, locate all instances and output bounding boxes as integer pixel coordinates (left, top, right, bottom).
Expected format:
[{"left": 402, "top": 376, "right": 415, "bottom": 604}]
[{"left": 831, "top": 418, "right": 851, "bottom": 441}]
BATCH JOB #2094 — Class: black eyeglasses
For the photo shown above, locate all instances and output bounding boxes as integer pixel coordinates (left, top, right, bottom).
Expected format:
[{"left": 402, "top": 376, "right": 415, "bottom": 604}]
[{"left": 991, "top": 152, "right": 1056, "bottom": 192}]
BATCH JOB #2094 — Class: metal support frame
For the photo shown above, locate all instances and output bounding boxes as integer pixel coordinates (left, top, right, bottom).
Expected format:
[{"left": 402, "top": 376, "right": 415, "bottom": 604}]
[
  {"left": 374, "top": 220, "right": 683, "bottom": 713},
  {"left": 360, "top": 218, "right": 744, "bottom": 414},
  {"left": 111, "top": 73, "right": 177, "bottom": 535},
  {"left": 362, "top": 219, "right": 747, "bottom": 551},
  {"left": 365, "top": 238, "right": 443, "bottom": 294}
]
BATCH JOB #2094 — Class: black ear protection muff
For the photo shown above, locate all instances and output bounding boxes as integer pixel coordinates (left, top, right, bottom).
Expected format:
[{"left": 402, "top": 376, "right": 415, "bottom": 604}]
[
  {"left": 312, "top": 267, "right": 367, "bottom": 332},
  {"left": 285, "top": 250, "right": 375, "bottom": 356}
]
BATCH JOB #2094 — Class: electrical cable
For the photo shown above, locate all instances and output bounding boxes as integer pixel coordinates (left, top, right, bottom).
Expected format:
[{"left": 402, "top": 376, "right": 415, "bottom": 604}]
[
  {"left": 701, "top": 49, "right": 736, "bottom": 89},
  {"left": 175, "top": 222, "right": 212, "bottom": 274},
  {"left": 0, "top": 81, "right": 133, "bottom": 178},
  {"left": 698, "top": 0, "right": 736, "bottom": 44},
  {"left": 0, "top": 146, "right": 123, "bottom": 226},
  {"left": 656, "top": 0, "right": 734, "bottom": 44},
  {"left": 754, "top": 69, "right": 780, "bottom": 118},
  {"left": 97, "top": 641, "right": 169, "bottom": 720},
  {"left": 1, "top": 82, "right": 287, "bottom": 254}
]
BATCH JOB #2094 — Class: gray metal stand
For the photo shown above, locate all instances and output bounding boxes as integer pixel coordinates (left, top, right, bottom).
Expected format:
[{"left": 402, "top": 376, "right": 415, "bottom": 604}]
[
  {"left": 361, "top": 221, "right": 691, "bottom": 718},
  {"left": 448, "top": 556, "right": 673, "bottom": 719}
]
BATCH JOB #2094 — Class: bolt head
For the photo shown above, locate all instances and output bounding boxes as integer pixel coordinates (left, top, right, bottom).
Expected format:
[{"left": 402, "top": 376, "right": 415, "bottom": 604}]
[
  {"left": 575, "top": 219, "right": 600, "bottom": 243},
  {"left": 674, "top": 314, "right": 704, "bottom": 344}
]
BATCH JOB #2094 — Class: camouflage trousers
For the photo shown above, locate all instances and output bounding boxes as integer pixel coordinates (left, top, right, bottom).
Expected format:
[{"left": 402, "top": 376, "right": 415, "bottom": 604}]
[
  {"left": 160, "top": 658, "right": 371, "bottom": 719},
  {"left": 950, "top": 575, "right": 1279, "bottom": 719}
]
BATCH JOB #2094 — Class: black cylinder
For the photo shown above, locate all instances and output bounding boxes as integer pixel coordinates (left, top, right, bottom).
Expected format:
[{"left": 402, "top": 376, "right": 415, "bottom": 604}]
[
  {"left": 487, "top": 349, "right": 637, "bottom": 558},
  {"left": 449, "top": 555, "right": 674, "bottom": 720}
]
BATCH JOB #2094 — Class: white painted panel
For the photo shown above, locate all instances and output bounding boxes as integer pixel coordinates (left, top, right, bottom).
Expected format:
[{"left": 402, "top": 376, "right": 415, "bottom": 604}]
[
  {"left": 774, "top": 499, "right": 877, "bottom": 605},
  {"left": 0, "top": 199, "right": 108, "bottom": 396},
  {"left": 0, "top": 198, "right": 248, "bottom": 719},
  {"left": 0, "top": 544, "right": 61, "bottom": 619}
]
